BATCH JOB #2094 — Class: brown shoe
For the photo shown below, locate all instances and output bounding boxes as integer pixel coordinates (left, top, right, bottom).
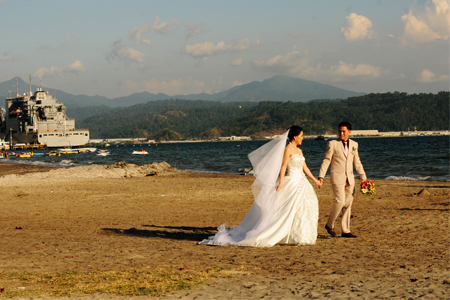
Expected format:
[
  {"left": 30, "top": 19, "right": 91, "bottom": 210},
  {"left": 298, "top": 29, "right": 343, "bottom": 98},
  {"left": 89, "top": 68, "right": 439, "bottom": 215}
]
[
  {"left": 342, "top": 232, "right": 357, "bottom": 238},
  {"left": 325, "top": 224, "right": 337, "bottom": 237}
]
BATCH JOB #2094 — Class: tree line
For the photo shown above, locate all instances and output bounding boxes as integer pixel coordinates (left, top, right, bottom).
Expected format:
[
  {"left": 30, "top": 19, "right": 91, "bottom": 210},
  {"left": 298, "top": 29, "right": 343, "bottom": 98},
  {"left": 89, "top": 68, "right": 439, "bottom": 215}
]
[{"left": 76, "top": 91, "right": 449, "bottom": 140}]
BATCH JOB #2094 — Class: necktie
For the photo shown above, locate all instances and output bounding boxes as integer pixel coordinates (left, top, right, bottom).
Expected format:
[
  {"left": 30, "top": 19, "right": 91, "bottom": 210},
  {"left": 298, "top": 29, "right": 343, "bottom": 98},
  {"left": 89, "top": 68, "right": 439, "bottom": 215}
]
[{"left": 344, "top": 141, "right": 349, "bottom": 157}]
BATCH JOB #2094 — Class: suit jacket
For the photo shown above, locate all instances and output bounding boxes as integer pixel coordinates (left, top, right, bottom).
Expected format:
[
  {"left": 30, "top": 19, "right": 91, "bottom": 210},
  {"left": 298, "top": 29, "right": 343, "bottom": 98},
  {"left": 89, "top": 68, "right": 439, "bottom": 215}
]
[{"left": 318, "top": 139, "right": 366, "bottom": 186}]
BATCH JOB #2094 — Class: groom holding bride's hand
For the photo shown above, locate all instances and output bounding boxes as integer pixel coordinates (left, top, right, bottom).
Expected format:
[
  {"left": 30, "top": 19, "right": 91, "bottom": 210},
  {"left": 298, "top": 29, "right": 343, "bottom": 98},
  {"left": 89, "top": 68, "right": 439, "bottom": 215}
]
[{"left": 318, "top": 122, "right": 367, "bottom": 238}]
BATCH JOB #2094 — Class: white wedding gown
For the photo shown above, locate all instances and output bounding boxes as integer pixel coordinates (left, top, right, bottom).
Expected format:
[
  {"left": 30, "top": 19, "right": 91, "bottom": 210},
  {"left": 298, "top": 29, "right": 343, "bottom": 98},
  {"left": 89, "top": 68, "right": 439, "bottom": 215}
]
[{"left": 199, "top": 154, "right": 319, "bottom": 247}]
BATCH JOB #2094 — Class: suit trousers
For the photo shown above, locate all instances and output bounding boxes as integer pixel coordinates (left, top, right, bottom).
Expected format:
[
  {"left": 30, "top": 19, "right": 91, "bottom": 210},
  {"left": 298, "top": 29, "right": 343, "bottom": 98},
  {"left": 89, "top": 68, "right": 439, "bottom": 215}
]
[{"left": 327, "top": 180, "right": 354, "bottom": 233}]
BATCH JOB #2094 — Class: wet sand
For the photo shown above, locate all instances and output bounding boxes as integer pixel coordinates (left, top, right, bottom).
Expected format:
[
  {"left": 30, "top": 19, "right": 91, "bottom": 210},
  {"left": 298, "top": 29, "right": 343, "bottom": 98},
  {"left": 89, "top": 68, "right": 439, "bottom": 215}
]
[
  {"left": 0, "top": 162, "right": 448, "bottom": 299},
  {"left": 0, "top": 163, "right": 57, "bottom": 177}
]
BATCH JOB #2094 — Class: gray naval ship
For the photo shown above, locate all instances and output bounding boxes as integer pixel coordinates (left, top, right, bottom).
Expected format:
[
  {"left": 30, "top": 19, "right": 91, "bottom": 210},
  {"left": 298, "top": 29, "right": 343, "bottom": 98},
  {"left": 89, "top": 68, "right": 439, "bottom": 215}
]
[{"left": 0, "top": 79, "right": 89, "bottom": 148}]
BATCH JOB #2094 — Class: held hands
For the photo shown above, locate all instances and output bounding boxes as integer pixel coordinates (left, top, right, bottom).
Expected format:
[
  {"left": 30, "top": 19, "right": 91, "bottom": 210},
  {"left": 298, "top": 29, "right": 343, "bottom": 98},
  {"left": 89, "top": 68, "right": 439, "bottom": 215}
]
[
  {"left": 314, "top": 179, "right": 322, "bottom": 189},
  {"left": 317, "top": 178, "right": 323, "bottom": 189}
]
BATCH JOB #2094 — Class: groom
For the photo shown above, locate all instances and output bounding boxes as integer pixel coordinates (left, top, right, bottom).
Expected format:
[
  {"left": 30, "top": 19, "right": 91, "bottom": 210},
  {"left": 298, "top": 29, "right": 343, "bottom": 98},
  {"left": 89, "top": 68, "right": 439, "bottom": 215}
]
[{"left": 318, "top": 122, "right": 367, "bottom": 238}]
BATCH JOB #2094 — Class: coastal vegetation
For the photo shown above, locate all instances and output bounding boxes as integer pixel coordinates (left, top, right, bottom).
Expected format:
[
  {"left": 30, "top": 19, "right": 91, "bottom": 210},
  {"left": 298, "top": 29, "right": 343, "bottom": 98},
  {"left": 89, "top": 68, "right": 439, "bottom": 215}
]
[{"left": 76, "top": 91, "right": 449, "bottom": 140}]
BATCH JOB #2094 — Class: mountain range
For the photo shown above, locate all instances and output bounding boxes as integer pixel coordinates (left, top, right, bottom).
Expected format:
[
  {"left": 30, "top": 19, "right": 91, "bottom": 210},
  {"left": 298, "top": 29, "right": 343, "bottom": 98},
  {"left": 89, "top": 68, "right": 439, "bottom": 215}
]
[{"left": 0, "top": 75, "right": 365, "bottom": 108}]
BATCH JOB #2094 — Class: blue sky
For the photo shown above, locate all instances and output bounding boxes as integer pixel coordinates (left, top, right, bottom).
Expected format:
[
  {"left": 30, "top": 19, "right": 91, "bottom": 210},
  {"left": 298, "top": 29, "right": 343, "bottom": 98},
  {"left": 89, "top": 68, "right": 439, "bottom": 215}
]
[{"left": 0, "top": 0, "right": 448, "bottom": 98}]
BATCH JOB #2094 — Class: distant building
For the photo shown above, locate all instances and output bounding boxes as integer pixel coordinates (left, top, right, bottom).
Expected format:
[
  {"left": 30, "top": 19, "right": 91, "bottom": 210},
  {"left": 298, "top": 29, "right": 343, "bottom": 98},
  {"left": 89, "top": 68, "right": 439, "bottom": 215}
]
[
  {"left": 379, "top": 132, "right": 402, "bottom": 137},
  {"left": 218, "top": 136, "right": 251, "bottom": 141},
  {"left": 89, "top": 139, "right": 104, "bottom": 144},
  {"left": 264, "top": 135, "right": 281, "bottom": 139},
  {"left": 350, "top": 130, "right": 379, "bottom": 136},
  {"left": 89, "top": 138, "right": 148, "bottom": 144}
]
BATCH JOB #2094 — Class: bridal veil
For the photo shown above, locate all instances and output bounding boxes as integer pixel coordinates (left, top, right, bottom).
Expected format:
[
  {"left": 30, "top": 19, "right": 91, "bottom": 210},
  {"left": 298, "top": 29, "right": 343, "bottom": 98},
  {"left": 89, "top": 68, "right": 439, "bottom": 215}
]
[{"left": 207, "top": 130, "right": 290, "bottom": 244}]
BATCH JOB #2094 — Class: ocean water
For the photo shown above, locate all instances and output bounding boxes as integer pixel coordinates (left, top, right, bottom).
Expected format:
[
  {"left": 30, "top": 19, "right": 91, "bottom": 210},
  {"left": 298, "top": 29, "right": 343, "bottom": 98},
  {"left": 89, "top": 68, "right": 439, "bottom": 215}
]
[{"left": 2, "top": 136, "right": 449, "bottom": 182}]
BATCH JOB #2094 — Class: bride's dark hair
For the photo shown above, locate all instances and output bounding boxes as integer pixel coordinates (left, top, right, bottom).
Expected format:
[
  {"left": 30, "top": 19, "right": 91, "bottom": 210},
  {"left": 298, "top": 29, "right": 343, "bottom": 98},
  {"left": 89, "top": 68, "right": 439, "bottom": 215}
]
[{"left": 288, "top": 125, "right": 303, "bottom": 141}]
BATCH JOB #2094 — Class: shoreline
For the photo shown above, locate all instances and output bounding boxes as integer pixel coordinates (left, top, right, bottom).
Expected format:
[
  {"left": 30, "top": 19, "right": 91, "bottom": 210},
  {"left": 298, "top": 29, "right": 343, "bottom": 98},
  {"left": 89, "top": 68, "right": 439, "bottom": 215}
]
[
  {"left": 88, "top": 132, "right": 450, "bottom": 145},
  {"left": 0, "top": 162, "right": 59, "bottom": 177},
  {"left": 0, "top": 163, "right": 448, "bottom": 299},
  {"left": 1, "top": 161, "right": 449, "bottom": 182}
]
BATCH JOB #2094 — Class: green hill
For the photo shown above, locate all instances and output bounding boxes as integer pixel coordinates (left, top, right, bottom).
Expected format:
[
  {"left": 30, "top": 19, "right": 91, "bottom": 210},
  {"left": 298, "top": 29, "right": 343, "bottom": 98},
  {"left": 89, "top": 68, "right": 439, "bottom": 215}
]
[{"left": 78, "top": 91, "right": 449, "bottom": 139}]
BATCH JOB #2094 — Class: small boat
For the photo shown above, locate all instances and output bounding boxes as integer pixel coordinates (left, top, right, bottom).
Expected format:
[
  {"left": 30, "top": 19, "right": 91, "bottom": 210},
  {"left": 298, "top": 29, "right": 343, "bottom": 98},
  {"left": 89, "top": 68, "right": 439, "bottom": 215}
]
[
  {"left": 315, "top": 135, "right": 328, "bottom": 141},
  {"left": 78, "top": 147, "right": 97, "bottom": 153},
  {"left": 16, "top": 152, "right": 31, "bottom": 158},
  {"left": 132, "top": 150, "right": 148, "bottom": 155},
  {"left": 31, "top": 152, "right": 45, "bottom": 156},
  {"left": 97, "top": 149, "right": 112, "bottom": 156},
  {"left": 238, "top": 167, "right": 253, "bottom": 175},
  {"left": 58, "top": 149, "right": 79, "bottom": 154},
  {"left": 58, "top": 147, "right": 97, "bottom": 154},
  {"left": 46, "top": 150, "right": 61, "bottom": 157}
]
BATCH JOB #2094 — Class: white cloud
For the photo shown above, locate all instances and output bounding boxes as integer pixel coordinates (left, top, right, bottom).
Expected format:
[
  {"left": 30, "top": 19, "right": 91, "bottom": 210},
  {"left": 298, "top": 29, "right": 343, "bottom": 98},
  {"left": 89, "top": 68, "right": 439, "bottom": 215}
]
[
  {"left": 401, "top": 11, "right": 441, "bottom": 44},
  {"left": 341, "top": 13, "right": 376, "bottom": 41},
  {"left": 149, "top": 16, "right": 179, "bottom": 34},
  {"left": 231, "top": 80, "right": 250, "bottom": 87},
  {"left": 184, "top": 23, "right": 204, "bottom": 41},
  {"left": 185, "top": 39, "right": 260, "bottom": 59},
  {"left": 212, "top": 77, "right": 222, "bottom": 84},
  {"left": 128, "top": 16, "right": 180, "bottom": 45},
  {"left": 326, "top": 61, "right": 382, "bottom": 80},
  {"left": 230, "top": 57, "right": 243, "bottom": 67},
  {"left": 253, "top": 47, "right": 311, "bottom": 75},
  {"left": 108, "top": 40, "right": 145, "bottom": 67},
  {"left": 253, "top": 48, "right": 385, "bottom": 83},
  {"left": 417, "top": 69, "right": 449, "bottom": 83},
  {"left": 122, "top": 76, "right": 206, "bottom": 95},
  {"left": 33, "top": 60, "right": 85, "bottom": 78},
  {"left": 401, "top": 0, "right": 449, "bottom": 45},
  {"left": 0, "top": 54, "right": 19, "bottom": 62},
  {"left": 128, "top": 26, "right": 152, "bottom": 46},
  {"left": 66, "top": 60, "right": 85, "bottom": 72}
]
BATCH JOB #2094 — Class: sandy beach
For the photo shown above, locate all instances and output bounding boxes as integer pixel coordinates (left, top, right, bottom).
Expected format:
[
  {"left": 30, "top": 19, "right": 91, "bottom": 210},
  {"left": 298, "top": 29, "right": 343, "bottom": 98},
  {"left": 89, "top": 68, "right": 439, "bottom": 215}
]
[{"left": 0, "top": 162, "right": 448, "bottom": 299}]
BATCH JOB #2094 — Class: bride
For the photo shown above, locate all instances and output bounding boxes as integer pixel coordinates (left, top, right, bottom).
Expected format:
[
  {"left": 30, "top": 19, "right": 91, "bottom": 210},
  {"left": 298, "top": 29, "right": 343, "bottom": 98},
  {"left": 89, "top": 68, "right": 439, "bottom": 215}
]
[{"left": 199, "top": 126, "right": 321, "bottom": 247}]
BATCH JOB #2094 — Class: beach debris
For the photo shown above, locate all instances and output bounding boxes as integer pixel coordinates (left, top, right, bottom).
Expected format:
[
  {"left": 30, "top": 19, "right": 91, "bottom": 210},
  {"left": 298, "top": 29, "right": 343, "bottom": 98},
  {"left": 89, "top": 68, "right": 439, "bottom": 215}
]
[
  {"left": 14, "top": 192, "right": 29, "bottom": 198},
  {"left": 416, "top": 188, "right": 431, "bottom": 196},
  {"left": 238, "top": 167, "right": 253, "bottom": 175},
  {"left": 180, "top": 263, "right": 192, "bottom": 270},
  {"left": 15, "top": 227, "right": 22, "bottom": 230}
]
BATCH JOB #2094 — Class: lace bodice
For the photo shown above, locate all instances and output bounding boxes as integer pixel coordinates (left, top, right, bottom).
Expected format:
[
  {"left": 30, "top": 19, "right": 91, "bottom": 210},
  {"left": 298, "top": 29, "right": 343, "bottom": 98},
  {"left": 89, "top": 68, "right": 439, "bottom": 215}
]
[{"left": 287, "top": 154, "right": 305, "bottom": 178}]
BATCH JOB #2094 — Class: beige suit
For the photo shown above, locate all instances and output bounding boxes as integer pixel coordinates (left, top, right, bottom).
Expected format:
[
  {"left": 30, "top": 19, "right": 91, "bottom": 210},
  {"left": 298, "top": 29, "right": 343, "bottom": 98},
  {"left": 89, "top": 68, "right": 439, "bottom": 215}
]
[{"left": 319, "top": 139, "right": 366, "bottom": 233}]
